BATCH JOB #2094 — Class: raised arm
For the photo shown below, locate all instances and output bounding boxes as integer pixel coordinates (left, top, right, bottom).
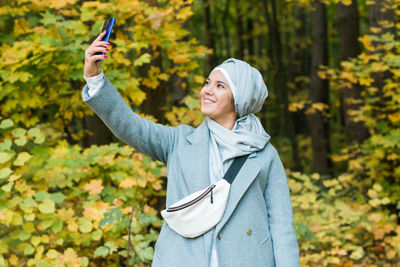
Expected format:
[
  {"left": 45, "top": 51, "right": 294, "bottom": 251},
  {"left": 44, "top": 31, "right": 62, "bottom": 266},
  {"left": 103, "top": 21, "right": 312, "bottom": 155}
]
[
  {"left": 264, "top": 147, "right": 300, "bottom": 266},
  {"left": 82, "top": 30, "right": 179, "bottom": 164},
  {"left": 81, "top": 75, "right": 178, "bottom": 164}
]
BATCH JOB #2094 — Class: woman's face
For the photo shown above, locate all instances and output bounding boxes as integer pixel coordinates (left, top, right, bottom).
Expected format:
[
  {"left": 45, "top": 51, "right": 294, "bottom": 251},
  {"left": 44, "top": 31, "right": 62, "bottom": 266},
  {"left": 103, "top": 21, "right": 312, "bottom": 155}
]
[{"left": 200, "top": 70, "right": 237, "bottom": 126}]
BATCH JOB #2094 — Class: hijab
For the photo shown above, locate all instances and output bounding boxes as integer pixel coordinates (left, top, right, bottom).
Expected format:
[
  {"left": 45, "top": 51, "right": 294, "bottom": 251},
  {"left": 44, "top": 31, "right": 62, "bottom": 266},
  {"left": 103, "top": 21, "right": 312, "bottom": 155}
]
[
  {"left": 206, "top": 58, "right": 271, "bottom": 267},
  {"left": 206, "top": 58, "right": 271, "bottom": 183}
]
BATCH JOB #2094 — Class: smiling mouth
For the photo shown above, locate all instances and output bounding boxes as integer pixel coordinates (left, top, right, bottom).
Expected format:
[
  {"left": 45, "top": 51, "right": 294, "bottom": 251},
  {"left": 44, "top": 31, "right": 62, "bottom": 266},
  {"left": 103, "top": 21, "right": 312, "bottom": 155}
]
[{"left": 203, "top": 98, "right": 216, "bottom": 104}]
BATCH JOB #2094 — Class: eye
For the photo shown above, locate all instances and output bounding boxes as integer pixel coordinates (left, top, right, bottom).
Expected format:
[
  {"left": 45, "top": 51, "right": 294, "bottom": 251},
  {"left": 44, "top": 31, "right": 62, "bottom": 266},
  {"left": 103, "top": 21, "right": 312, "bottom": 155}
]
[
  {"left": 217, "top": 84, "right": 225, "bottom": 88},
  {"left": 204, "top": 80, "right": 209, "bottom": 85}
]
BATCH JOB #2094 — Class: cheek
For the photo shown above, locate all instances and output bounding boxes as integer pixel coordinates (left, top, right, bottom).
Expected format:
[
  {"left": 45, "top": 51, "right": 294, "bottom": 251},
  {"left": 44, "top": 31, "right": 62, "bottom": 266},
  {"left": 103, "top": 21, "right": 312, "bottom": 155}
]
[{"left": 218, "top": 92, "right": 233, "bottom": 111}]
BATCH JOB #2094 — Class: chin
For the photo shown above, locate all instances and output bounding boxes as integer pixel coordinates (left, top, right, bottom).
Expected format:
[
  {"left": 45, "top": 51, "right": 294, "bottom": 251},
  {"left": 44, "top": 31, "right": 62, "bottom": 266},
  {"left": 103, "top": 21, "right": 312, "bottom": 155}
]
[{"left": 201, "top": 107, "right": 214, "bottom": 118}]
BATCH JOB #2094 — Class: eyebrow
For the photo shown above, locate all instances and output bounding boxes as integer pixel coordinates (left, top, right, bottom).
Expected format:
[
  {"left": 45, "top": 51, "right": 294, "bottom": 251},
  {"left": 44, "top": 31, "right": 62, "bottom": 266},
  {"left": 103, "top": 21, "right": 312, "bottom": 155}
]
[{"left": 206, "top": 78, "right": 227, "bottom": 85}]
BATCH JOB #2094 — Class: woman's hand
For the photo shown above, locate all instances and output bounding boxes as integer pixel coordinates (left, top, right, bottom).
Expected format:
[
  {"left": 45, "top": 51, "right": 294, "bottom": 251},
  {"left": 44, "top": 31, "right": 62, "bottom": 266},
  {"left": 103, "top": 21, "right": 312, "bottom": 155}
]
[{"left": 84, "top": 30, "right": 111, "bottom": 78}]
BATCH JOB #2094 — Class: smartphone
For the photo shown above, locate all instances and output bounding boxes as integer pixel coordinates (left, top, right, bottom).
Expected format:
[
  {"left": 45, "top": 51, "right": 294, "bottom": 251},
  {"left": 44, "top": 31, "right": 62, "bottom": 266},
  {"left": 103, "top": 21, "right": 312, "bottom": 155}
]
[{"left": 95, "top": 17, "right": 115, "bottom": 62}]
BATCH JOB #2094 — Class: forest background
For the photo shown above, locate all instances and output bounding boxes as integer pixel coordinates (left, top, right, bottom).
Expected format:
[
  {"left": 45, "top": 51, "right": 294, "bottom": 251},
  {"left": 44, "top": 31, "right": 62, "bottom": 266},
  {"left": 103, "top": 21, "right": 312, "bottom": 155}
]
[{"left": 0, "top": 0, "right": 399, "bottom": 266}]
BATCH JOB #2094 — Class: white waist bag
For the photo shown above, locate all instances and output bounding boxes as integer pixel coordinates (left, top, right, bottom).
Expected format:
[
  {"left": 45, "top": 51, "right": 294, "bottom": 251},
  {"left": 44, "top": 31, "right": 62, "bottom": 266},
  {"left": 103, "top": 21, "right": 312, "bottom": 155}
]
[{"left": 161, "top": 154, "right": 249, "bottom": 238}]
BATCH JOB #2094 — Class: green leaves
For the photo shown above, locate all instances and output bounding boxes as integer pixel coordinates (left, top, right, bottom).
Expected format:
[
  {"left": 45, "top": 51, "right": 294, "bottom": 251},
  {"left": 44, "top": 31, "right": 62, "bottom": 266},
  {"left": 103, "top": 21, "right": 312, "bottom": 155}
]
[
  {"left": 94, "top": 246, "right": 109, "bottom": 258},
  {"left": 78, "top": 218, "right": 93, "bottom": 233},
  {"left": 133, "top": 53, "right": 152, "bottom": 66},
  {"left": 13, "top": 152, "right": 32, "bottom": 166},
  {"left": 0, "top": 119, "right": 14, "bottom": 129},
  {"left": 38, "top": 199, "right": 55, "bottom": 214},
  {"left": 0, "top": 151, "right": 14, "bottom": 164},
  {"left": 0, "top": 117, "right": 164, "bottom": 265}
]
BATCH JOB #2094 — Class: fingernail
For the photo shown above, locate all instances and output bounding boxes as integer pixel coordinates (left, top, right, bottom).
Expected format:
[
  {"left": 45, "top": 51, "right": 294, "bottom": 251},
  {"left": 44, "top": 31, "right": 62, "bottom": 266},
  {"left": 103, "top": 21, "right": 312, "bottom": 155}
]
[
  {"left": 105, "top": 48, "right": 109, "bottom": 51},
  {"left": 106, "top": 43, "right": 111, "bottom": 46},
  {"left": 104, "top": 55, "right": 107, "bottom": 58},
  {"left": 102, "top": 30, "right": 106, "bottom": 33}
]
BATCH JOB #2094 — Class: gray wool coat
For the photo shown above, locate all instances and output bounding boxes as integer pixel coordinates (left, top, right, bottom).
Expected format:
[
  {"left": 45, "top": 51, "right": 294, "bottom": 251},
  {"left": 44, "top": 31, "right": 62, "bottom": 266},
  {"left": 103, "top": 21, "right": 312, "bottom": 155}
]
[{"left": 82, "top": 76, "right": 300, "bottom": 267}]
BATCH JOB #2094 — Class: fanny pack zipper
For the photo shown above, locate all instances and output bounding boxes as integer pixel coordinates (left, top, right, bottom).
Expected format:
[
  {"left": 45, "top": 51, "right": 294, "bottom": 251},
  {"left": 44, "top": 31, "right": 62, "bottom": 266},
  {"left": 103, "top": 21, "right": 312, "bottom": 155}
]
[{"left": 166, "top": 184, "right": 216, "bottom": 212}]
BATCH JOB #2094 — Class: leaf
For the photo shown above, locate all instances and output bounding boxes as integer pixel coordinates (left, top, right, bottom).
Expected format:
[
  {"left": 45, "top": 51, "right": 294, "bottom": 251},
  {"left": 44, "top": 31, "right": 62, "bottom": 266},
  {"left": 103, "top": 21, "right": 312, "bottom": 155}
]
[
  {"left": 13, "top": 152, "right": 32, "bottom": 166},
  {"left": 15, "top": 136, "right": 27, "bottom": 147},
  {"left": 184, "top": 96, "right": 199, "bottom": 109},
  {"left": 1, "top": 182, "right": 13, "bottom": 192},
  {"left": 350, "top": 247, "right": 365, "bottom": 260},
  {"left": 50, "top": 192, "right": 66, "bottom": 203},
  {"left": 38, "top": 199, "right": 55, "bottom": 214},
  {"left": 83, "top": 179, "right": 104, "bottom": 195},
  {"left": 34, "top": 191, "right": 51, "bottom": 201},
  {"left": 91, "top": 229, "right": 103, "bottom": 241},
  {"left": 119, "top": 178, "right": 135, "bottom": 188},
  {"left": 94, "top": 246, "right": 109, "bottom": 258},
  {"left": 51, "top": 218, "right": 63, "bottom": 233},
  {"left": 11, "top": 128, "right": 26, "bottom": 138},
  {"left": 0, "top": 168, "right": 13, "bottom": 179},
  {"left": 78, "top": 218, "right": 93, "bottom": 233},
  {"left": 134, "top": 53, "right": 151, "bottom": 66},
  {"left": 0, "top": 119, "right": 14, "bottom": 129},
  {"left": 46, "top": 249, "right": 59, "bottom": 259},
  {"left": 0, "top": 139, "right": 12, "bottom": 151},
  {"left": 0, "top": 152, "right": 14, "bottom": 164},
  {"left": 27, "top": 128, "right": 45, "bottom": 144},
  {"left": 138, "top": 246, "right": 154, "bottom": 261},
  {"left": 8, "top": 71, "right": 32, "bottom": 83},
  {"left": 31, "top": 236, "right": 41, "bottom": 247},
  {"left": 104, "top": 241, "right": 117, "bottom": 254},
  {"left": 24, "top": 244, "right": 35, "bottom": 255}
]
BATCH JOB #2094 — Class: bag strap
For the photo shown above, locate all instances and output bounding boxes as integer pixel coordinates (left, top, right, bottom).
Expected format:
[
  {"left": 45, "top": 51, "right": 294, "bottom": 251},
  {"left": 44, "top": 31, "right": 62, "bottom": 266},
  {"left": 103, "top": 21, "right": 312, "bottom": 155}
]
[{"left": 223, "top": 154, "right": 250, "bottom": 184}]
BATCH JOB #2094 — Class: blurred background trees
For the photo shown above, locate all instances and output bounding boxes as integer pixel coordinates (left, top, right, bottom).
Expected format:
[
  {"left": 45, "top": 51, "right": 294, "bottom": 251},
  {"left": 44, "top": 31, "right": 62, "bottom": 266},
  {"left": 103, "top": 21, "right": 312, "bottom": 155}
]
[{"left": 0, "top": 0, "right": 399, "bottom": 265}]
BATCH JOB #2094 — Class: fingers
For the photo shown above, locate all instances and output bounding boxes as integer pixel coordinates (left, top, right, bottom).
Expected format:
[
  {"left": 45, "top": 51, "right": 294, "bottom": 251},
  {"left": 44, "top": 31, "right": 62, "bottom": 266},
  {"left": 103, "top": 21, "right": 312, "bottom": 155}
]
[
  {"left": 94, "top": 41, "right": 111, "bottom": 47},
  {"left": 84, "top": 31, "right": 111, "bottom": 68},
  {"left": 93, "top": 30, "right": 107, "bottom": 43},
  {"left": 87, "top": 54, "right": 107, "bottom": 64},
  {"left": 86, "top": 46, "right": 110, "bottom": 57}
]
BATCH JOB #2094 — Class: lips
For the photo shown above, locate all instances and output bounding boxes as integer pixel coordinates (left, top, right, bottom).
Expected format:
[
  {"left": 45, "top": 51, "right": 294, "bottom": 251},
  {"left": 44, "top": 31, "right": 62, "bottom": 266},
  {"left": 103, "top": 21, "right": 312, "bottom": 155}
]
[{"left": 203, "top": 98, "right": 216, "bottom": 104}]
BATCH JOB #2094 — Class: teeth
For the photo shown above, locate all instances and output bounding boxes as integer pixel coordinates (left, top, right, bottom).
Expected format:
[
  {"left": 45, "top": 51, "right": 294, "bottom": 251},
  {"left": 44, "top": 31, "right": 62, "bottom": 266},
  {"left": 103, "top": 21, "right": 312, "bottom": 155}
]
[{"left": 204, "top": 99, "right": 215, "bottom": 104}]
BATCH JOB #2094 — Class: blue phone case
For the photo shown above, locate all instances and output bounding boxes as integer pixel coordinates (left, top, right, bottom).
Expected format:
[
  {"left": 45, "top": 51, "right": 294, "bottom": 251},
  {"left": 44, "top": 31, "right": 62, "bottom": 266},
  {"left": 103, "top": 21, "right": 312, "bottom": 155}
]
[{"left": 95, "top": 17, "right": 115, "bottom": 62}]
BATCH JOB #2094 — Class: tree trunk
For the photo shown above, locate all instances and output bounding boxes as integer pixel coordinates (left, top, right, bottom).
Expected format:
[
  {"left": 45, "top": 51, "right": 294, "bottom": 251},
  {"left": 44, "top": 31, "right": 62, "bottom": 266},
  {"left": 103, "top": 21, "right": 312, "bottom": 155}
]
[
  {"left": 83, "top": 115, "right": 115, "bottom": 147},
  {"left": 234, "top": 0, "right": 244, "bottom": 59},
  {"left": 337, "top": 0, "right": 369, "bottom": 144},
  {"left": 307, "top": 0, "right": 331, "bottom": 174},
  {"left": 261, "top": 0, "right": 279, "bottom": 136},
  {"left": 204, "top": 0, "right": 217, "bottom": 72},
  {"left": 292, "top": 5, "right": 310, "bottom": 136},
  {"left": 222, "top": 0, "right": 232, "bottom": 58},
  {"left": 246, "top": 17, "right": 254, "bottom": 57}
]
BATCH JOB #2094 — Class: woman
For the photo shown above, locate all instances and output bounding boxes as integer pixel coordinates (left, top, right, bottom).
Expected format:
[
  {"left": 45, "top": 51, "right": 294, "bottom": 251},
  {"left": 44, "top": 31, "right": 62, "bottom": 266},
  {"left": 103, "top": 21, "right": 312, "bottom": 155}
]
[{"left": 83, "top": 30, "right": 300, "bottom": 266}]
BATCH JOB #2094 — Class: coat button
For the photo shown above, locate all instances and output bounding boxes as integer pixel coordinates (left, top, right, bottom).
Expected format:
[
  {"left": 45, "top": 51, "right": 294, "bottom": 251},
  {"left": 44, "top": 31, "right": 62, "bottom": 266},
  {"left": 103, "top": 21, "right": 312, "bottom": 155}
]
[
  {"left": 217, "top": 233, "right": 221, "bottom": 240},
  {"left": 247, "top": 229, "right": 252, "bottom": 236}
]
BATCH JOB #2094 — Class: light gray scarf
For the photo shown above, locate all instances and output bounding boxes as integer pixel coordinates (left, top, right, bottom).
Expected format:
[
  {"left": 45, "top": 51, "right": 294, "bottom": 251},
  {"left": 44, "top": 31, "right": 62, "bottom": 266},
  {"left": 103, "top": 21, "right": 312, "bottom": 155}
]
[
  {"left": 207, "top": 58, "right": 271, "bottom": 267},
  {"left": 206, "top": 58, "right": 271, "bottom": 183}
]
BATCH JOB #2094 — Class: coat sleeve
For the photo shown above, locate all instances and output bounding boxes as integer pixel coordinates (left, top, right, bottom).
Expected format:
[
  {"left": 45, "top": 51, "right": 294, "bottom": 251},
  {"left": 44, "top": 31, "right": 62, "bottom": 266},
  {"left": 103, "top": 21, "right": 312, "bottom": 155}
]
[
  {"left": 264, "top": 147, "right": 300, "bottom": 267},
  {"left": 81, "top": 75, "right": 177, "bottom": 164}
]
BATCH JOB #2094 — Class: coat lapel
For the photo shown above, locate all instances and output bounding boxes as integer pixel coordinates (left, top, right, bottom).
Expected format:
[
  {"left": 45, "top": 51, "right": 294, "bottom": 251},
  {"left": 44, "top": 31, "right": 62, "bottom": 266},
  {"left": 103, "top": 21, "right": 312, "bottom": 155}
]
[
  {"left": 177, "top": 120, "right": 211, "bottom": 194},
  {"left": 177, "top": 119, "right": 263, "bottom": 246},
  {"left": 215, "top": 154, "right": 261, "bottom": 234}
]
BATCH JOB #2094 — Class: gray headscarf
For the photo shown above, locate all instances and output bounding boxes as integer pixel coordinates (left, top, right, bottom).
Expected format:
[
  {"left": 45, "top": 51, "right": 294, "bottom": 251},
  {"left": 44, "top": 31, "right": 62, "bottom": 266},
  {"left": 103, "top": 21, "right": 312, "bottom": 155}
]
[
  {"left": 207, "top": 58, "right": 271, "bottom": 267},
  {"left": 206, "top": 57, "right": 271, "bottom": 172}
]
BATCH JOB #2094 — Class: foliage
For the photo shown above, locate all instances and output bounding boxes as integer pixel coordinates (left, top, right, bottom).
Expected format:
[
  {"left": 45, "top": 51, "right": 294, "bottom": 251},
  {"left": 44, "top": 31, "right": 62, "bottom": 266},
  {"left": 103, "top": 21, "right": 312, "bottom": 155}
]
[
  {"left": 0, "top": 0, "right": 209, "bottom": 141},
  {"left": 293, "top": 11, "right": 400, "bottom": 266},
  {"left": 289, "top": 171, "right": 400, "bottom": 265},
  {"left": 321, "top": 19, "right": 400, "bottom": 216},
  {"left": 0, "top": 117, "right": 166, "bottom": 266}
]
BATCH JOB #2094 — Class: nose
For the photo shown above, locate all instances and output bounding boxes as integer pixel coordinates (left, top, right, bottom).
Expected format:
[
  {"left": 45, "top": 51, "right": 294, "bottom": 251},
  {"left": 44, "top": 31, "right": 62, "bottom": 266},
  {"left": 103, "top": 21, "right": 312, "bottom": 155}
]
[{"left": 203, "top": 83, "right": 214, "bottom": 95}]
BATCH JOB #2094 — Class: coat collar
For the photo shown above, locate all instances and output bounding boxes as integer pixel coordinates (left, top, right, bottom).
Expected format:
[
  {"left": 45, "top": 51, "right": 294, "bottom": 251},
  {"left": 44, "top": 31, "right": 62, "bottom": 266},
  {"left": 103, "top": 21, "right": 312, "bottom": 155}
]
[{"left": 177, "top": 119, "right": 261, "bottom": 237}]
